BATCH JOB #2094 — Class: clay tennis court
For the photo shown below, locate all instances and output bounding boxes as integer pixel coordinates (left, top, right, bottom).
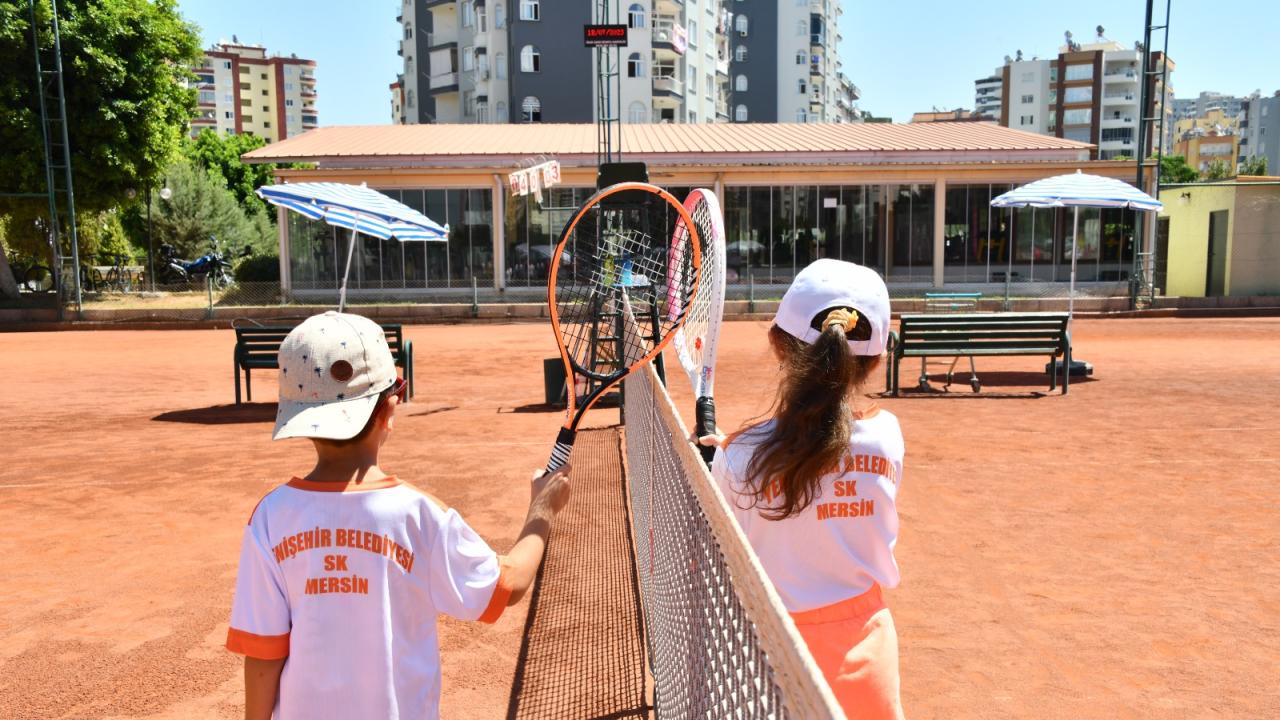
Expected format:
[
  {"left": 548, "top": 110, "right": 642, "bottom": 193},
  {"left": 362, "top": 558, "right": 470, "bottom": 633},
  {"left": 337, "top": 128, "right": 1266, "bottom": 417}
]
[{"left": 1, "top": 316, "right": 1277, "bottom": 719}]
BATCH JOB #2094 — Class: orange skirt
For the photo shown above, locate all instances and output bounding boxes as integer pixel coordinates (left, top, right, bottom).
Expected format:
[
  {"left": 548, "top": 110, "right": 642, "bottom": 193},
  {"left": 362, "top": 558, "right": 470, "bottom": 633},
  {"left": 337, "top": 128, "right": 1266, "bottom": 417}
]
[{"left": 790, "top": 584, "right": 905, "bottom": 720}]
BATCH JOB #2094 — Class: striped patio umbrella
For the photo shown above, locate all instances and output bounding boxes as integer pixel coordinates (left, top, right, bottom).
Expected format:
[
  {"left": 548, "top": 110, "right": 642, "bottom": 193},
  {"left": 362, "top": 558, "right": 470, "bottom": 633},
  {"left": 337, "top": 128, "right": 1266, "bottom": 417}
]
[
  {"left": 991, "top": 170, "right": 1162, "bottom": 322},
  {"left": 257, "top": 182, "right": 449, "bottom": 310}
]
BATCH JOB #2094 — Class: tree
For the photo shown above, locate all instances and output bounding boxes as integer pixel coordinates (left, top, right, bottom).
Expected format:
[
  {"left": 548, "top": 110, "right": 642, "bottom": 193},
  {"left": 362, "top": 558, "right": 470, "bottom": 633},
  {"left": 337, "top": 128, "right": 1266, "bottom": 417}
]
[
  {"left": 1159, "top": 155, "right": 1199, "bottom": 184},
  {"left": 147, "top": 160, "right": 273, "bottom": 260},
  {"left": 184, "top": 130, "right": 275, "bottom": 219},
  {"left": 1201, "top": 159, "right": 1231, "bottom": 181},
  {"left": 1240, "top": 155, "right": 1268, "bottom": 176},
  {"left": 0, "top": 0, "right": 201, "bottom": 294}
]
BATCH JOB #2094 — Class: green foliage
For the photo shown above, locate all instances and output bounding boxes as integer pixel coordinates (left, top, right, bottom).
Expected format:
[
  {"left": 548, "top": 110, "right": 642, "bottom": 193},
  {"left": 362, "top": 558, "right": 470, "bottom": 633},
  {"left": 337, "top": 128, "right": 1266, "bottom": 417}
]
[
  {"left": 76, "top": 209, "right": 133, "bottom": 263},
  {"left": 148, "top": 160, "right": 272, "bottom": 259},
  {"left": 1240, "top": 155, "right": 1268, "bottom": 176},
  {"left": 234, "top": 253, "right": 280, "bottom": 282},
  {"left": 1201, "top": 159, "right": 1231, "bottom": 181},
  {"left": 1159, "top": 155, "right": 1199, "bottom": 184},
  {"left": 0, "top": 0, "right": 201, "bottom": 221},
  {"left": 184, "top": 130, "right": 274, "bottom": 218}
]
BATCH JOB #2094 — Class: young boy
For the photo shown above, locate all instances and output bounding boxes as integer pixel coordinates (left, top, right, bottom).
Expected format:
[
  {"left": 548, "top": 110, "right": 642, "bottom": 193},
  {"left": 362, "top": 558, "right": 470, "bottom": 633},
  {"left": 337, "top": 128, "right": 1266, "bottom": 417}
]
[{"left": 226, "top": 311, "right": 570, "bottom": 720}]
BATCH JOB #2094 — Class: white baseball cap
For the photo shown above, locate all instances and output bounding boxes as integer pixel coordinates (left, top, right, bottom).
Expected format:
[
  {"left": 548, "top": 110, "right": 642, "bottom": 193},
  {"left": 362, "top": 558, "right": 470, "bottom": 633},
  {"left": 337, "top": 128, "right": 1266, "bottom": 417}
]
[
  {"left": 272, "top": 311, "right": 398, "bottom": 441},
  {"left": 774, "top": 259, "right": 891, "bottom": 356}
]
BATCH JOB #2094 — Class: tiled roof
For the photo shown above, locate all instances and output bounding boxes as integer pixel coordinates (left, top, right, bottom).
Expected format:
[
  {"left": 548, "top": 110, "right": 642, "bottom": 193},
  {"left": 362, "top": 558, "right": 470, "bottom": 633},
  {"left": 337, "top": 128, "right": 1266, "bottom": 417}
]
[{"left": 244, "top": 122, "right": 1093, "bottom": 167}]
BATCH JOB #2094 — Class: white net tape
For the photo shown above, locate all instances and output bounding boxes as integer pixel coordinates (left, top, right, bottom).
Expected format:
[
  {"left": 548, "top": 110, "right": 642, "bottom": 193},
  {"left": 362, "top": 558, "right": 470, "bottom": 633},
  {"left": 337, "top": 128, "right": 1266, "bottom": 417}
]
[{"left": 620, "top": 298, "right": 845, "bottom": 719}]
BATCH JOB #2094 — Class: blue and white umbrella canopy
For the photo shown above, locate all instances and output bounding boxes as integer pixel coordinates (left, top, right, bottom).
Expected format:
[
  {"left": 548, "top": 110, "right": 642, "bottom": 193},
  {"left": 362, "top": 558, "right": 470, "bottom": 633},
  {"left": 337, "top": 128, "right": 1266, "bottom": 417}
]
[
  {"left": 990, "top": 170, "right": 1162, "bottom": 324},
  {"left": 990, "top": 170, "right": 1162, "bottom": 211},
  {"left": 257, "top": 182, "right": 449, "bottom": 310},
  {"left": 256, "top": 182, "right": 449, "bottom": 241}
]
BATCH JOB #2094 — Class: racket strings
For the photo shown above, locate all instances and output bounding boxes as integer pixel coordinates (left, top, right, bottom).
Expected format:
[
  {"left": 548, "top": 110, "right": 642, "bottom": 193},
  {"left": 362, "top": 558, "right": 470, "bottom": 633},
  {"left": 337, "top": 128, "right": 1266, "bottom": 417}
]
[{"left": 554, "top": 212, "right": 697, "bottom": 381}]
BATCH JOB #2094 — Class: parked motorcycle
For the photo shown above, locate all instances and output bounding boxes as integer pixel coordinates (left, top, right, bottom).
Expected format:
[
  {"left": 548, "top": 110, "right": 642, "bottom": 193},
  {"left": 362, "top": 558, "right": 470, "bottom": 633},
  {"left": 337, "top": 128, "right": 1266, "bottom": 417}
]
[{"left": 157, "top": 239, "right": 235, "bottom": 288}]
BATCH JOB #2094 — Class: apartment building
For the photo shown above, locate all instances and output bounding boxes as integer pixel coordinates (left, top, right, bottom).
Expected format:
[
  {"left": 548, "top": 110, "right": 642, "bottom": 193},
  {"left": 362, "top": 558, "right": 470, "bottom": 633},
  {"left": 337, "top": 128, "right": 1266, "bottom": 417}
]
[
  {"left": 395, "top": 0, "right": 851, "bottom": 125},
  {"left": 390, "top": 76, "right": 405, "bottom": 124},
  {"left": 726, "top": 0, "right": 846, "bottom": 123},
  {"left": 1239, "top": 91, "right": 1280, "bottom": 174},
  {"left": 1172, "top": 91, "right": 1247, "bottom": 122},
  {"left": 191, "top": 41, "right": 317, "bottom": 141},
  {"left": 988, "top": 32, "right": 1174, "bottom": 159},
  {"left": 974, "top": 73, "right": 1002, "bottom": 119}
]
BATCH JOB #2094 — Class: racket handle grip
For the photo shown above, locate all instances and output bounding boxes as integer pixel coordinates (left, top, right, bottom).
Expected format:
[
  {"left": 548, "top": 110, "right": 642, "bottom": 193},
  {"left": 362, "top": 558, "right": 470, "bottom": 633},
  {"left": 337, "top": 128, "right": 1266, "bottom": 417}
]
[
  {"left": 695, "top": 396, "right": 717, "bottom": 467},
  {"left": 545, "top": 427, "right": 576, "bottom": 474}
]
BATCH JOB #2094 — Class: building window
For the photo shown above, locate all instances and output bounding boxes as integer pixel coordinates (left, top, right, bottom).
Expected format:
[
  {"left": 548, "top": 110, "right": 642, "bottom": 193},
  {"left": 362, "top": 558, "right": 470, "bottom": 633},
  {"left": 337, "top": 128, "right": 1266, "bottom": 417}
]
[
  {"left": 735, "top": 14, "right": 748, "bottom": 35},
  {"left": 689, "top": 112, "right": 697, "bottom": 123},
  {"left": 1021, "top": 94, "right": 1033, "bottom": 104},
  {"left": 476, "top": 103, "right": 489, "bottom": 123},
  {"left": 285, "top": 99, "right": 294, "bottom": 106},
  {"left": 463, "top": 46, "right": 475, "bottom": 71},
  {"left": 1064, "top": 108, "right": 1092, "bottom": 125},
  {"left": 1064, "top": 64, "right": 1092, "bottom": 81},
  {"left": 1064, "top": 127, "right": 1091, "bottom": 142},
  {"left": 519, "top": 0, "right": 539, "bottom": 21},
  {"left": 405, "top": 25, "right": 412, "bottom": 39},
  {"left": 627, "top": 52, "right": 645, "bottom": 78},
  {"left": 224, "top": 111, "right": 233, "bottom": 119},
  {"left": 1020, "top": 115, "right": 1034, "bottom": 125},
  {"left": 735, "top": 104, "right": 747, "bottom": 122},
  {"left": 477, "top": 6, "right": 487, "bottom": 31},
  {"left": 1064, "top": 86, "right": 1092, "bottom": 104},
  {"left": 628, "top": 3, "right": 645, "bottom": 28},
  {"left": 628, "top": 101, "right": 646, "bottom": 123},
  {"left": 495, "top": 2, "right": 506, "bottom": 28},
  {"left": 796, "top": 109, "right": 807, "bottom": 122},
  {"left": 521, "top": 95, "right": 541, "bottom": 122},
  {"left": 796, "top": 50, "right": 805, "bottom": 65},
  {"left": 688, "top": 20, "right": 698, "bottom": 48},
  {"left": 263, "top": 121, "right": 271, "bottom": 128},
  {"left": 796, "top": 19, "right": 806, "bottom": 36},
  {"left": 496, "top": 100, "right": 507, "bottom": 121},
  {"left": 462, "top": 1, "right": 474, "bottom": 27},
  {"left": 223, "top": 61, "right": 231, "bottom": 69},
  {"left": 496, "top": 53, "right": 507, "bottom": 79},
  {"left": 735, "top": 74, "right": 747, "bottom": 92},
  {"left": 520, "top": 45, "right": 540, "bottom": 73},
  {"left": 407, "top": 89, "right": 415, "bottom": 108},
  {"left": 798, "top": 79, "right": 807, "bottom": 94},
  {"left": 735, "top": 45, "right": 747, "bottom": 62}
]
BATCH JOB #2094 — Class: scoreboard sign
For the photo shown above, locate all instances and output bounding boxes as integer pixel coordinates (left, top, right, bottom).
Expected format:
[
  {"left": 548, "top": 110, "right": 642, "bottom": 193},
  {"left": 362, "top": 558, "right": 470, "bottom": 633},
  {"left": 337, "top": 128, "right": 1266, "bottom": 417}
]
[{"left": 584, "top": 24, "right": 628, "bottom": 47}]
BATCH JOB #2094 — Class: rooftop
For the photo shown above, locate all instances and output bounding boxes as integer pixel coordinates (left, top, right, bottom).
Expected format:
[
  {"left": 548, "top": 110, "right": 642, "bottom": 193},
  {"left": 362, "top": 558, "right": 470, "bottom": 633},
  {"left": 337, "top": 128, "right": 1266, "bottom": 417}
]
[{"left": 243, "top": 122, "right": 1094, "bottom": 168}]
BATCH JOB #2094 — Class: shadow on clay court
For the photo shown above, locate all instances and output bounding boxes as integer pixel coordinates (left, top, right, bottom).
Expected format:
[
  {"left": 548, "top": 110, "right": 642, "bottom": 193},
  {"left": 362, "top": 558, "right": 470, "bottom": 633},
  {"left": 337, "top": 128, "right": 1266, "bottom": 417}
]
[
  {"left": 505, "top": 428, "right": 650, "bottom": 720},
  {"left": 883, "top": 370, "right": 1098, "bottom": 399},
  {"left": 151, "top": 403, "right": 278, "bottom": 425},
  {"left": 503, "top": 402, "right": 564, "bottom": 414},
  {"left": 408, "top": 403, "right": 457, "bottom": 417}
]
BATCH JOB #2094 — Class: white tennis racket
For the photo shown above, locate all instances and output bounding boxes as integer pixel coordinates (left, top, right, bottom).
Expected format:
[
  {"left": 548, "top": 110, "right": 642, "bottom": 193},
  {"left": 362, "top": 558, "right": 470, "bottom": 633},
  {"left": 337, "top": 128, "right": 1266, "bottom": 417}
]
[{"left": 669, "top": 188, "right": 727, "bottom": 466}]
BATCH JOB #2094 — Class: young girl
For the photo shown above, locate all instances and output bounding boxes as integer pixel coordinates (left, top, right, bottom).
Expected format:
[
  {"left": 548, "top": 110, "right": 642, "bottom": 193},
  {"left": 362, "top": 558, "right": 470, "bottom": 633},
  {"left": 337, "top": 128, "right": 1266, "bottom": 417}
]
[{"left": 707, "top": 259, "right": 905, "bottom": 720}]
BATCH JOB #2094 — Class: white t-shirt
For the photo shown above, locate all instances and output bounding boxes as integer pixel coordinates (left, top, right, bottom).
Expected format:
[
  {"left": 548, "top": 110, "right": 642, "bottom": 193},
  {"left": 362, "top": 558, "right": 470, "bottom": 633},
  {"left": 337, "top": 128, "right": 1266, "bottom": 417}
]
[
  {"left": 712, "top": 406, "right": 904, "bottom": 613},
  {"left": 226, "top": 476, "right": 509, "bottom": 720}
]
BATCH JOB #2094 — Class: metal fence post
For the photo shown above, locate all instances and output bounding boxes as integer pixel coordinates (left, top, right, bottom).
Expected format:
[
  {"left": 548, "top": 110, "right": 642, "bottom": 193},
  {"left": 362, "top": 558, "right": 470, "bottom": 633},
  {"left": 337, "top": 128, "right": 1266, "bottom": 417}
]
[
  {"left": 1003, "top": 272, "right": 1012, "bottom": 311},
  {"left": 206, "top": 275, "right": 214, "bottom": 320},
  {"left": 471, "top": 276, "right": 479, "bottom": 318},
  {"left": 748, "top": 271, "right": 755, "bottom": 314}
]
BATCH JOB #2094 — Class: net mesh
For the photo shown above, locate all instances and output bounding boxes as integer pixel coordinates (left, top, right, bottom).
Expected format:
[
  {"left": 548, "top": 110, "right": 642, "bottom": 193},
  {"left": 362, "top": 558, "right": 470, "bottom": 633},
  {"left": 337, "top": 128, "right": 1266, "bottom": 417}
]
[{"left": 620, "top": 299, "right": 844, "bottom": 720}]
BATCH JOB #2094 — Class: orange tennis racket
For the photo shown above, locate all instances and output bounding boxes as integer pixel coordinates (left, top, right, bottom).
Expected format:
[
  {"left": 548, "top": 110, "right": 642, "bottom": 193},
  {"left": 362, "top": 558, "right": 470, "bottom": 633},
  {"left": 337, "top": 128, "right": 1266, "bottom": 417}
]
[{"left": 544, "top": 182, "right": 701, "bottom": 472}]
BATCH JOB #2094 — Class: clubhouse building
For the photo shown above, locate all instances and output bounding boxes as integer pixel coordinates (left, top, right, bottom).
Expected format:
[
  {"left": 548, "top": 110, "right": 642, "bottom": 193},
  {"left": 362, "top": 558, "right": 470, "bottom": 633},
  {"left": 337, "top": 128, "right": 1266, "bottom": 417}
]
[{"left": 243, "top": 122, "right": 1152, "bottom": 299}]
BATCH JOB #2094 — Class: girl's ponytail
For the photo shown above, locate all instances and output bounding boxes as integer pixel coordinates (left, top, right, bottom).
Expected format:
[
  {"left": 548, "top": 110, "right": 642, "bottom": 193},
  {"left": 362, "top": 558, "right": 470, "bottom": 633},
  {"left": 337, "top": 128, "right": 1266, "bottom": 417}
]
[{"left": 740, "top": 308, "right": 878, "bottom": 520}]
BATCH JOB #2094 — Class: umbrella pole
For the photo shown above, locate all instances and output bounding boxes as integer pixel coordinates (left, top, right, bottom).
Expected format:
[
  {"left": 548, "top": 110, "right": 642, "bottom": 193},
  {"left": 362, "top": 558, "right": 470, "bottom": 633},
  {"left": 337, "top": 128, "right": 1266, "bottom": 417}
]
[
  {"left": 1068, "top": 207, "right": 1079, "bottom": 327},
  {"left": 339, "top": 226, "right": 357, "bottom": 312}
]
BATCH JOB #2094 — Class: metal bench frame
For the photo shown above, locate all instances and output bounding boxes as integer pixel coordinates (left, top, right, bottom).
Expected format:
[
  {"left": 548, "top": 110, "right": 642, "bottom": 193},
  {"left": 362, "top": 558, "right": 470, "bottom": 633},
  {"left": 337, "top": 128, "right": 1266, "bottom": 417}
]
[
  {"left": 886, "top": 312, "right": 1071, "bottom": 396},
  {"left": 234, "top": 325, "right": 414, "bottom": 404}
]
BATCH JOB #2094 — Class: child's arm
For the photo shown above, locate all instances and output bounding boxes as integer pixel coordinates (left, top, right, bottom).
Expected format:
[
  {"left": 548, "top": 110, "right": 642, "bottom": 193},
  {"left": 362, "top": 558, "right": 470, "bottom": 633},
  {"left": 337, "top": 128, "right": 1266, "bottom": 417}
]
[
  {"left": 500, "top": 465, "right": 572, "bottom": 605},
  {"left": 244, "top": 656, "right": 285, "bottom": 720}
]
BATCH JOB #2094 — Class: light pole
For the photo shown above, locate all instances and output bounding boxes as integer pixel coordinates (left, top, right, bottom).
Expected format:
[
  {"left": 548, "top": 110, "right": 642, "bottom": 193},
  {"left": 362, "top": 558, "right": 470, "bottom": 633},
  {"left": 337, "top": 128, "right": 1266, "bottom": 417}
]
[{"left": 146, "top": 182, "right": 171, "bottom": 291}]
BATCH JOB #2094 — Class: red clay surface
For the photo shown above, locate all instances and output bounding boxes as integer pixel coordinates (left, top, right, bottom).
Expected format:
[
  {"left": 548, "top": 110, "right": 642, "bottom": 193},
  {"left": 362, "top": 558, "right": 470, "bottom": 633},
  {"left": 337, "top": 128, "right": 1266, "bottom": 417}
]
[{"left": 1, "top": 317, "right": 1277, "bottom": 719}]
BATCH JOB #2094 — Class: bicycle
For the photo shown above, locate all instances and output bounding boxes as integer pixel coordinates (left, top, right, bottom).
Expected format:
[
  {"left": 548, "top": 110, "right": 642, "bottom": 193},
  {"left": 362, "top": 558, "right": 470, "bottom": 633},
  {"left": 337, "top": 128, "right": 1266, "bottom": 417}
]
[
  {"left": 7, "top": 254, "right": 55, "bottom": 293},
  {"left": 103, "top": 254, "right": 135, "bottom": 293}
]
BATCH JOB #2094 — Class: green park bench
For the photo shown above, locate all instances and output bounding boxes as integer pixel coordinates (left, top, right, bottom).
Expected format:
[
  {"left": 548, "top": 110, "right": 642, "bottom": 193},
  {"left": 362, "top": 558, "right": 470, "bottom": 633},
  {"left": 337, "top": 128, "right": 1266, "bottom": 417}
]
[
  {"left": 885, "top": 312, "right": 1072, "bottom": 395},
  {"left": 234, "top": 324, "right": 414, "bottom": 404}
]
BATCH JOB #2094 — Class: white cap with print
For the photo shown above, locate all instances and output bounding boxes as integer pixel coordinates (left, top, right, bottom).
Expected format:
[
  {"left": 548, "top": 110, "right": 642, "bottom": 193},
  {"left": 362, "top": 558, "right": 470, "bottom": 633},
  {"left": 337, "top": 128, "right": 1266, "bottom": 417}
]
[
  {"left": 773, "top": 259, "right": 891, "bottom": 356},
  {"left": 272, "top": 311, "right": 397, "bottom": 441}
]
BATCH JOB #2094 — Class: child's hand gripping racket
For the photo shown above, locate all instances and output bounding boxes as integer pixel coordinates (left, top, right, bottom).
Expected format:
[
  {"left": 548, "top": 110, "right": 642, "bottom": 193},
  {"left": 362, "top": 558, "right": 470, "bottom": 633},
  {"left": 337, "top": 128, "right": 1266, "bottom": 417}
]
[
  {"left": 544, "top": 182, "right": 702, "bottom": 472},
  {"left": 669, "top": 189, "right": 727, "bottom": 466}
]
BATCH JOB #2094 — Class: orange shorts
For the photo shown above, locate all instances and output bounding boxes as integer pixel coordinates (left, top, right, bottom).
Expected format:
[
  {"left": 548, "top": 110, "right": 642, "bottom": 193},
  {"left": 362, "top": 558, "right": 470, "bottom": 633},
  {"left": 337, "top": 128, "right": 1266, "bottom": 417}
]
[{"left": 790, "top": 584, "right": 905, "bottom": 720}]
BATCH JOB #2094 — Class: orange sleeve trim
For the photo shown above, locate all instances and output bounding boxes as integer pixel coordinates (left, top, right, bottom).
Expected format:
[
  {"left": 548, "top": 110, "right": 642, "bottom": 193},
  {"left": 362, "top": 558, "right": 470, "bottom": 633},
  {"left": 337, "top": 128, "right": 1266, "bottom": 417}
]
[
  {"left": 478, "top": 563, "right": 515, "bottom": 624},
  {"left": 225, "top": 627, "right": 290, "bottom": 660},
  {"left": 286, "top": 475, "right": 401, "bottom": 493}
]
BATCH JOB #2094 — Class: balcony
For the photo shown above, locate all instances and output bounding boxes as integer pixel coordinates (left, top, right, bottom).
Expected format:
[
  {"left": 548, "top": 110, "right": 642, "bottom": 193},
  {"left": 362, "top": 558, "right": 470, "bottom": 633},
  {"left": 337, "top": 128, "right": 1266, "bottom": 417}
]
[
  {"left": 427, "top": 32, "right": 458, "bottom": 50},
  {"left": 1101, "top": 115, "right": 1135, "bottom": 126},
  {"left": 655, "top": 0, "right": 683, "bottom": 13},
  {"left": 810, "top": 0, "right": 825, "bottom": 16},
  {"left": 429, "top": 71, "right": 459, "bottom": 92},
  {"left": 652, "top": 16, "right": 682, "bottom": 56},
  {"left": 810, "top": 33, "right": 825, "bottom": 48},
  {"left": 1103, "top": 70, "right": 1137, "bottom": 83},
  {"left": 652, "top": 75, "right": 684, "bottom": 98}
]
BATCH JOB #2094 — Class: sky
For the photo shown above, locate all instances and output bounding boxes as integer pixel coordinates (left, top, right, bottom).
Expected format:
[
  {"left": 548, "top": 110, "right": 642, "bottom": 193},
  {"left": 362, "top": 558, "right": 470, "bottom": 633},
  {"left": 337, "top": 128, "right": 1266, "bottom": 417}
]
[{"left": 177, "top": 0, "right": 1279, "bottom": 126}]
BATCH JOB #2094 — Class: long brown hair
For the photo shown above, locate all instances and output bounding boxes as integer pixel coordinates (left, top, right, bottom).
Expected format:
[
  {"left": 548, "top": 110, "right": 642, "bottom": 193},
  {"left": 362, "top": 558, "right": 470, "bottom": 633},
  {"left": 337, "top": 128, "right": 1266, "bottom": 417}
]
[{"left": 736, "top": 308, "right": 879, "bottom": 520}]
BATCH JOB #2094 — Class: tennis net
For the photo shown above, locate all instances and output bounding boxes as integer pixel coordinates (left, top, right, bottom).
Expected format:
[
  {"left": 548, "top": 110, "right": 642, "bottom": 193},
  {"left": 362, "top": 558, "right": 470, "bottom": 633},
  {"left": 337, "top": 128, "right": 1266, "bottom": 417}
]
[{"left": 620, "top": 301, "right": 844, "bottom": 719}]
